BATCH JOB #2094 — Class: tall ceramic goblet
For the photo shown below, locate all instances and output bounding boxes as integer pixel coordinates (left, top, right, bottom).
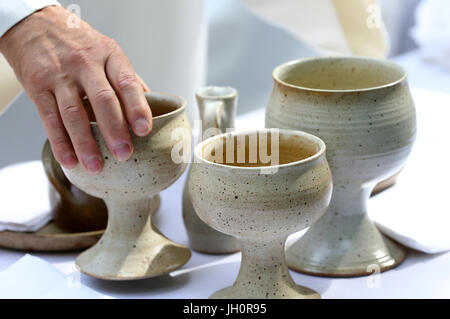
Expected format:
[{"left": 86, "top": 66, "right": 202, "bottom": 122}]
[
  {"left": 42, "top": 140, "right": 161, "bottom": 233},
  {"left": 189, "top": 129, "right": 332, "bottom": 298},
  {"left": 266, "top": 57, "right": 417, "bottom": 277},
  {"left": 63, "top": 92, "right": 192, "bottom": 280}
]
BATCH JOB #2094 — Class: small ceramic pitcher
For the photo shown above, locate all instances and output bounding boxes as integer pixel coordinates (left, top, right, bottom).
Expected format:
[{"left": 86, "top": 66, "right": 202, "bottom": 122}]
[{"left": 182, "top": 86, "right": 240, "bottom": 254}]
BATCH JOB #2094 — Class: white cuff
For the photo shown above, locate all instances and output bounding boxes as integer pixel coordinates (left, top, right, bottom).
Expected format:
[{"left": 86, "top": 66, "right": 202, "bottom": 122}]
[{"left": 0, "top": 0, "right": 61, "bottom": 37}]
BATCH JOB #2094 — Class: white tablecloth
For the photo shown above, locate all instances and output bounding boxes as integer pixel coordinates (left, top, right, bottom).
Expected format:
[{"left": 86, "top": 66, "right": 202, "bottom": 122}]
[{"left": 0, "top": 88, "right": 449, "bottom": 299}]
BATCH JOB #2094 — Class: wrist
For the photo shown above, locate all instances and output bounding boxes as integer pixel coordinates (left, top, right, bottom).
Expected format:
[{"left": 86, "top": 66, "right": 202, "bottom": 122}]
[
  {"left": 0, "top": 5, "right": 64, "bottom": 58},
  {"left": 0, "top": 0, "right": 62, "bottom": 39}
]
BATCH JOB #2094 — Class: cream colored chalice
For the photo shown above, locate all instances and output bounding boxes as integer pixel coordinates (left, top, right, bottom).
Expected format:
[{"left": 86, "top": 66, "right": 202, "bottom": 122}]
[
  {"left": 63, "top": 92, "right": 192, "bottom": 280},
  {"left": 266, "top": 57, "right": 417, "bottom": 276},
  {"left": 189, "top": 129, "right": 332, "bottom": 298}
]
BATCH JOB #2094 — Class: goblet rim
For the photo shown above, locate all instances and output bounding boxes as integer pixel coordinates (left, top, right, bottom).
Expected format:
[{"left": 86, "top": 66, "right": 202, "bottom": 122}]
[
  {"left": 194, "top": 128, "right": 326, "bottom": 171},
  {"left": 84, "top": 91, "right": 187, "bottom": 126},
  {"left": 272, "top": 56, "right": 408, "bottom": 93}
]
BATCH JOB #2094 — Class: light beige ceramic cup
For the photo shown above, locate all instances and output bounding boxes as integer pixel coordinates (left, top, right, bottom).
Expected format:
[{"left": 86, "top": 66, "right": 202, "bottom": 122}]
[
  {"left": 189, "top": 129, "right": 332, "bottom": 298},
  {"left": 62, "top": 92, "right": 192, "bottom": 280},
  {"left": 266, "top": 57, "right": 417, "bottom": 277}
]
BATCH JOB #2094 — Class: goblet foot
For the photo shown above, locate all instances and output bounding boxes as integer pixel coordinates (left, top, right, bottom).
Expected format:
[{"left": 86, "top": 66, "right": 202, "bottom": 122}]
[
  {"left": 76, "top": 222, "right": 191, "bottom": 280},
  {"left": 286, "top": 214, "right": 406, "bottom": 277},
  {"left": 207, "top": 238, "right": 321, "bottom": 299},
  {"left": 210, "top": 283, "right": 320, "bottom": 299}
]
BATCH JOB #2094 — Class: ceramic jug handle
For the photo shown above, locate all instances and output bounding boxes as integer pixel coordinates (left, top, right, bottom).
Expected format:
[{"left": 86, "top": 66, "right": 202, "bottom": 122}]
[{"left": 203, "top": 100, "right": 225, "bottom": 133}]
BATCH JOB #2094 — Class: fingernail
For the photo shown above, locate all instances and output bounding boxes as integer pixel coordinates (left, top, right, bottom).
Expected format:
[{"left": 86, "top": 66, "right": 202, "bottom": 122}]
[
  {"left": 134, "top": 118, "right": 150, "bottom": 136},
  {"left": 62, "top": 153, "right": 77, "bottom": 168},
  {"left": 113, "top": 143, "right": 132, "bottom": 161},
  {"left": 84, "top": 156, "right": 102, "bottom": 175}
]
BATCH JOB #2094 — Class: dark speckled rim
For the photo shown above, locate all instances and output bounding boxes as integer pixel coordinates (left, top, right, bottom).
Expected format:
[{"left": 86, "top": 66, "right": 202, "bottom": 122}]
[
  {"left": 273, "top": 56, "right": 408, "bottom": 93},
  {"left": 194, "top": 128, "right": 326, "bottom": 171}
]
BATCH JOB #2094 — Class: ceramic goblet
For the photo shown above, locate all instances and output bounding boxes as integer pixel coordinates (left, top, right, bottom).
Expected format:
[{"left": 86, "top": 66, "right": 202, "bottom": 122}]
[
  {"left": 189, "top": 129, "right": 332, "bottom": 298},
  {"left": 266, "top": 57, "right": 417, "bottom": 276},
  {"left": 63, "top": 92, "right": 192, "bottom": 280}
]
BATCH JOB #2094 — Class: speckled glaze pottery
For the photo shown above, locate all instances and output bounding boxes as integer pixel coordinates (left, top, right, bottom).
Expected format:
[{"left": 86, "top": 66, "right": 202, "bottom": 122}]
[
  {"left": 42, "top": 140, "right": 107, "bottom": 232},
  {"left": 62, "top": 92, "right": 192, "bottom": 280},
  {"left": 189, "top": 129, "right": 332, "bottom": 298},
  {"left": 266, "top": 57, "right": 417, "bottom": 277},
  {"left": 42, "top": 140, "right": 161, "bottom": 232},
  {"left": 183, "top": 86, "right": 240, "bottom": 254}
]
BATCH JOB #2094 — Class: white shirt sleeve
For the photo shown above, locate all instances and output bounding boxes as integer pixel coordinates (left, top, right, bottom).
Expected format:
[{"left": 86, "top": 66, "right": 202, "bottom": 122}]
[{"left": 0, "top": 0, "right": 61, "bottom": 37}]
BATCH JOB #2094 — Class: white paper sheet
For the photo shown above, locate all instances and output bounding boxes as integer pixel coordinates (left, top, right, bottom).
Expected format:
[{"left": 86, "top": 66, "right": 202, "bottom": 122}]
[{"left": 0, "top": 254, "right": 106, "bottom": 298}]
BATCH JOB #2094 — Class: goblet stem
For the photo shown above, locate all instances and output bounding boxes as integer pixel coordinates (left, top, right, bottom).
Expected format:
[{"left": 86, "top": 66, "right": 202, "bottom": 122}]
[
  {"left": 237, "top": 238, "right": 294, "bottom": 291},
  {"left": 211, "top": 237, "right": 320, "bottom": 298},
  {"left": 328, "top": 184, "right": 372, "bottom": 217},
  {"left": 75, "top": 196, "right": 191, "bottom": 280},
  {"left": 104, "top": 198, "right": 152, "bottom": 237}
]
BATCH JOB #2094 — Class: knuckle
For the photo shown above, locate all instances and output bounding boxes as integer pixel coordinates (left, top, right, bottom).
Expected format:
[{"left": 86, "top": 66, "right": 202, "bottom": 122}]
[
  {"left": 25, "top": 68, "right": 51, "bottom": 88},
  {"left": 74, "top": 137, "right": 95, "bottom": 153},
  {"left": 104, "top": 38, "right": 119, "bottom": 51},
  {"left": 43, "top": 111, "right": 61, "bottom": 128},
  {"left": 68, "top": 48, "right": 93, "bottom": 66},
  {"left": 93, "top": 88, "right": 116, "bottom": 106},
  {"left": 57, "top": 72, "right": 72, "bottom": 84},
  {"left": 75, "top": 138, "right": 90, "bottom": 149},
  {"left": 117, "top": 73, "right": 138, "bottom": 91},
  {"left": 51, "top": 136, "right": 68, "bottom": 149},
  {"left": 61, "top": 103, "right": 83, "bottom": 124}
]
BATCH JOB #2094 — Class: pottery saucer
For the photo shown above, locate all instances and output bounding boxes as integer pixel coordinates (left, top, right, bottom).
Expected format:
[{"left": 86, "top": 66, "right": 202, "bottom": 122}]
[{"left": 0, "top": 222, "right": 103, "bottom": 252}]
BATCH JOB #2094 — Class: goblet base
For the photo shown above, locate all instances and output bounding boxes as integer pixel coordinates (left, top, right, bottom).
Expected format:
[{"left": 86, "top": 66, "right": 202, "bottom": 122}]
[
  {"left": 286, "top": 214, "right": 406, "bottom": 277},
  {"left": 75, "top": 222, "right": 191, "bottom": 280},
  {"left": 210, "top": 284, "right": 320, "bottom": 299}
]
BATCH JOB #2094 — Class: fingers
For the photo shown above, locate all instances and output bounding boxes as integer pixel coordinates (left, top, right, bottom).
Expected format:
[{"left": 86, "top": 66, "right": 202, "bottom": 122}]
[
  {"left": 78, "top": 67, "right": 134, "bottom": 162},
  {"left": 54, "top": 84, "right": 103, "bottom": 175},
  {"left": 105, "top": 50, "right": 152, "bottom": 136},
  {"left": 33, "top": 91, "right": 77, "bottom": 169}
]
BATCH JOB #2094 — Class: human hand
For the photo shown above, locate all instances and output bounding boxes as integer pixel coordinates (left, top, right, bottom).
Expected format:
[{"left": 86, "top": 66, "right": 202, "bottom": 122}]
[{"left": 0, "top": 5, "right": 152, "bottom": 175}]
